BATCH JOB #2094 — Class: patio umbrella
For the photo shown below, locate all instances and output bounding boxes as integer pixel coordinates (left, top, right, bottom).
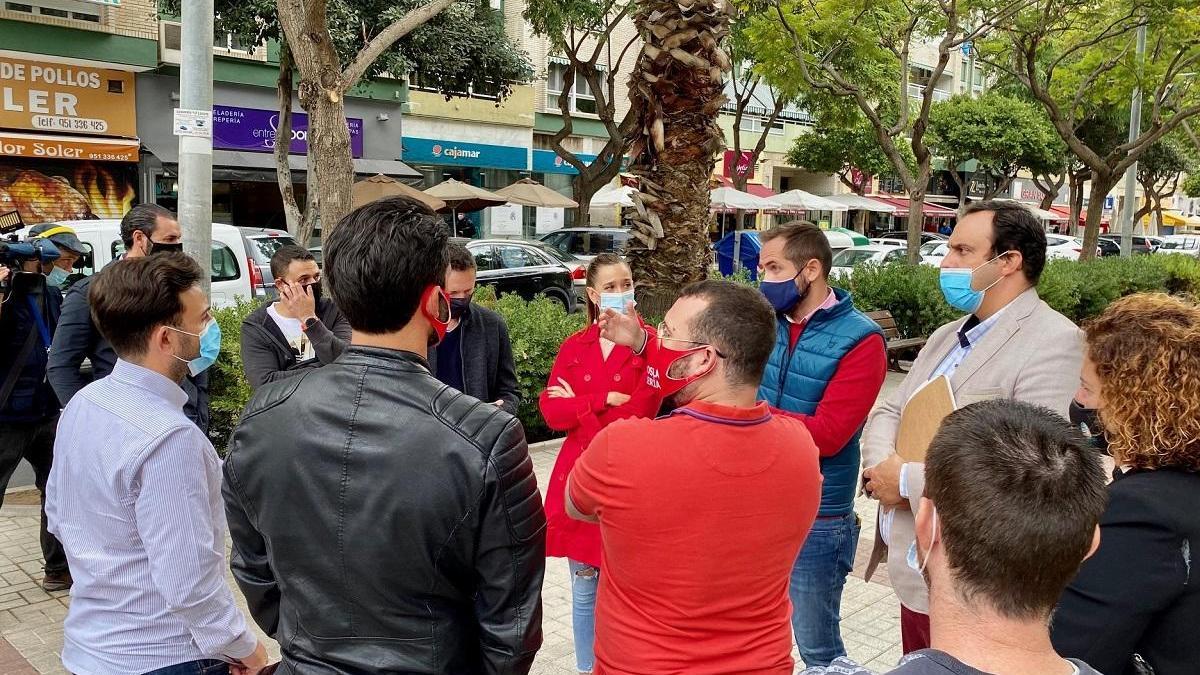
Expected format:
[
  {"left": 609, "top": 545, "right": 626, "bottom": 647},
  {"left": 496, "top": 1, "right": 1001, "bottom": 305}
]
[
  {"left": 591, "top": 184, "right": 636, "bottom": 208},
  {"left": 495, "top": 178, "right": 578, "bottom": 208},
  {"left": 772, "top": 189, "right": 849, "bottom": 212},
  {"left": 423, "top": 179, "right": 508, "bottom": 235},
  {"left": 824, "top": 227, "right": 870, "bottom": 249},
  {"left": 351, "top": 174, "right": 446, "bottom": 212},
  {"left": 710, "top": 186, "right": 779, "bottom": 211},
  {"left": 823, "top": 194, "right": 898, "bottom": 213}
]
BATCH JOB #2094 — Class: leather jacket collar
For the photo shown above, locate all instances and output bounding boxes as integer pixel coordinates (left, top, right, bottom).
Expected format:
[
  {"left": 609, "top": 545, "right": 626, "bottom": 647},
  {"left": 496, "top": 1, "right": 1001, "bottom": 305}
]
[{"left": 337, "top": 345, "right": 432, "bottom": 373}]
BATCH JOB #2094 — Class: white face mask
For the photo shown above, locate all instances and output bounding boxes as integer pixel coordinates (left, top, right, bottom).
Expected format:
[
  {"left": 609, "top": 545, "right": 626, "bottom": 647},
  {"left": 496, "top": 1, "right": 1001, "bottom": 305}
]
[{"left": 906, "top": 507, "right": 938, "bottom": 576}]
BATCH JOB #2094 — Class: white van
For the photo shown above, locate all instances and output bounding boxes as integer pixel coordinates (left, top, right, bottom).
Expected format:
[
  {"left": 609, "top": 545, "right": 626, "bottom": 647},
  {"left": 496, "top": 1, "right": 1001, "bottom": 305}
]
[{"left": 20, "top": 220, "right": 257, "bottom": 307}]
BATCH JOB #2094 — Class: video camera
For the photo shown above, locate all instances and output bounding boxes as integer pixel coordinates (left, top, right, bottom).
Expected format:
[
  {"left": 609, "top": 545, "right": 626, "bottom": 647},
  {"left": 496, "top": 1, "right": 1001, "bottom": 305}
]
[{"left": 0, "top": 211, "right": 60, "bottom": 297}]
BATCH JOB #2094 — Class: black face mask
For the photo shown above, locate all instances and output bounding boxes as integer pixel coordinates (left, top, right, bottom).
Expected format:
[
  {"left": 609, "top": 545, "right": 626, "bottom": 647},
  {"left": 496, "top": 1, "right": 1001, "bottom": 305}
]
[
  {"left": 450, "top": 297, "right": 471, "bottom": 319},
  {"left": 1069, "top": 399, "right": 1110, "bottom": 455},
  {"left": 149, "top": 240, "right": 184, "bottom": 255}
]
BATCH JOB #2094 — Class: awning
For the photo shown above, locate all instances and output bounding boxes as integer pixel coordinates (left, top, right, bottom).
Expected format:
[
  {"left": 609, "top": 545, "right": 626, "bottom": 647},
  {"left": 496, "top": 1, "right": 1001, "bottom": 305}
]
[
  {"left": 872, "top": 196, "right": 957, "bottom": 218},
  {"left": 716, "top": 177, "right": 777, "bottom": 200},
  {"left": 997, "top": 199, "right": 1067, "bottom": 222},
  {"left": 0, "top": 131, "right": 139, "bottom": 162},
  {"left": 143, "top": 139, "right": 419, "bottom": 180},
  {"left": 770, "top": 189, "right": 849, "bottom": 213},
  {"left": 1049, "top": 206, "right": 1111, "bottom": 226},
  {"left": 823, "top": 194, "right": 898, "bottom": 213}
]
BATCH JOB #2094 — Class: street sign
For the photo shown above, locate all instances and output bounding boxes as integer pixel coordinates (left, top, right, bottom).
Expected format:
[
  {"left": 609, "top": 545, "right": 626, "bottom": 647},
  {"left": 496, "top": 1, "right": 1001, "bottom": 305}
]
[{"left": 173, "top": 108, "right": 212, "bottom": 138}]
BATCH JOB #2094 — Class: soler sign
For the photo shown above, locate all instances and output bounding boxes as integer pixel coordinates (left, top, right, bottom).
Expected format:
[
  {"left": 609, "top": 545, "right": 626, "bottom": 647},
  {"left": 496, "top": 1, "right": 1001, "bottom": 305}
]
[{"left": 0, "top": 56, "right": 137, "bottom": 138}]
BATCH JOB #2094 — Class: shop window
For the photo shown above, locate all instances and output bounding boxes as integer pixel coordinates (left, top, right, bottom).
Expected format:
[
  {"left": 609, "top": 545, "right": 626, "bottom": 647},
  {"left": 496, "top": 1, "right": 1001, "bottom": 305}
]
[{"left": 744, "top": 116, "right": 784, "bottom": 136}]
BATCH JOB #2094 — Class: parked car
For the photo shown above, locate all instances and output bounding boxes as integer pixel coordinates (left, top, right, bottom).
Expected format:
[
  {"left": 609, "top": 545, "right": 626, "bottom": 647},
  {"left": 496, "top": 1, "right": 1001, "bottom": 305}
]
[
  {"left": 465, "top": 239, "right": 577, "bottom": 311},
  {"left": 876, "top": 230, "right": 947, "bottom": 245},
  {"left": 1154, "top": 235, "right": 1200, "bottom": 257},
  {"left": 1099, "top": 234, "right": 1155, "bottom": 255},
  {"left": 239, "top": 227, "right": 300, "bottom": 299},
  {"left": 1045, "top": 234, "right": 1101, "bottom": 260},
  {"left": 19, "top": 220, "right": 273, "bottom": 308},
  {"left": 539, "top": 227, "right": 632, "bottom": 262},
  {"left": 869, "top": 238, "right": 908, "bottom": 248},
  {"left": 830, "top": 244, "right": 908, "bottom": 279},
  {"left": 920, "top": 241, "right": 949, "bottom": 267}
]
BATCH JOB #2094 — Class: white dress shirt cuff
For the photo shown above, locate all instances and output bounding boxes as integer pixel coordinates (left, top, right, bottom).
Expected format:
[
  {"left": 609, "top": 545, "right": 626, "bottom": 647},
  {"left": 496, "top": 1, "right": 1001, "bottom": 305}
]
[
  {"left": 223, "top": 628, "right": 259, "bottom": 661},
  {"left": 899, "top": 463, "right": 911, "bottom": 500}
]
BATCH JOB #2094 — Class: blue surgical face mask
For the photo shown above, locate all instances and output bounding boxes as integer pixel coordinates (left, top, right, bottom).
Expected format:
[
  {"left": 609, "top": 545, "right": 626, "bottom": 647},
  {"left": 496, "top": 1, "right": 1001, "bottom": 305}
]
[
  {"left": 906, "top": 507, "right": 938, "bottom": 576},
  {"left": 760, "top": 271, "right": 810, "bottom": 314},
  {"left": 599, "top": 290, "right": 636, "bottom": 315},
  {"left": 938, "top": 253, "right": 1007, "bottom": 313},
  {"left": 45, "top": 266, "right": 69, "bottom": 288},
  {"left": 168, "top": 320, "right": 222, "bottom": 377}
]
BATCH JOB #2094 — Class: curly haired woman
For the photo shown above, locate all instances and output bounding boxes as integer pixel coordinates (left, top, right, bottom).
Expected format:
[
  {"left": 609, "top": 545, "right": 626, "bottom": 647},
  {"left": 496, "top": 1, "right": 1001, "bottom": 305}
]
[{"left": 1051, "top": 293, "right": 1200, "bottom": 675}]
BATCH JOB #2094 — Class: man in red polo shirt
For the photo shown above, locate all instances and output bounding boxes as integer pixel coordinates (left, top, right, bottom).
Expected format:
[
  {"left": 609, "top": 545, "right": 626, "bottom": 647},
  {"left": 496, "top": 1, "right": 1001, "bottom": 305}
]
[{"left": 567, "top": 280, "right": 823, "bottom": 675}]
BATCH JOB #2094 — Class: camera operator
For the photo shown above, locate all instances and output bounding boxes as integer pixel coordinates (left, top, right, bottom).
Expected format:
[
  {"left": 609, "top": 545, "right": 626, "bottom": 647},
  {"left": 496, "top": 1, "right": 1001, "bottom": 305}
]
[{"left": 0, "top": 243, "right": 71, "bottom": 592}]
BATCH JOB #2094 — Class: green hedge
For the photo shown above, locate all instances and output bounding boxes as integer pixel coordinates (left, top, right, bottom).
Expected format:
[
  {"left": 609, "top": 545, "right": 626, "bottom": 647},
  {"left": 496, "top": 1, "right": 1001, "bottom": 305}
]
[
  {"left": 836, "top": 254, "right": 1200, "bottom": 339},
  {"left": 207, "top": 255, "right": 1200, "bottom": 450},
  {"left": 206, "top": 288, "right": 585, "bottom": 451}
]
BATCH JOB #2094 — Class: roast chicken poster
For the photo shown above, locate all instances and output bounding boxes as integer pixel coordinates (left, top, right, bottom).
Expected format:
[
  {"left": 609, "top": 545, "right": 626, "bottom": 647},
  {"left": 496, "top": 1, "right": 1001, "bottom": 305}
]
[{"left": 0, "top": 159, "right": 136, "bottom": 224}]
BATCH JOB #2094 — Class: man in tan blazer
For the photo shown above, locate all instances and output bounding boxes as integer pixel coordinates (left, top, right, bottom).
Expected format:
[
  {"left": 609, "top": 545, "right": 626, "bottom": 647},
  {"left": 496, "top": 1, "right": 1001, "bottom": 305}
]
[{"left": 861, "top": 201, "right": 1083, "bottom": 653}]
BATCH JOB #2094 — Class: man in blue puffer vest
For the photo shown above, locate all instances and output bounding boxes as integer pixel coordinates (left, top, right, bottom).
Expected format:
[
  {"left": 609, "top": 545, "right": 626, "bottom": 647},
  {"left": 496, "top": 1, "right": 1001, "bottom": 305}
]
[{"left": 757, "top": 221, "right": 888, "bottom": 668}]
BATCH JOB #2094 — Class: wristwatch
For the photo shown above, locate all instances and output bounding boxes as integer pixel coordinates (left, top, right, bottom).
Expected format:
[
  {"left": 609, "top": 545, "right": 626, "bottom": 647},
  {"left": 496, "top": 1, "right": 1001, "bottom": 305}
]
[{"left": 300, "top": 317, "right": 320, "bottom": 333}]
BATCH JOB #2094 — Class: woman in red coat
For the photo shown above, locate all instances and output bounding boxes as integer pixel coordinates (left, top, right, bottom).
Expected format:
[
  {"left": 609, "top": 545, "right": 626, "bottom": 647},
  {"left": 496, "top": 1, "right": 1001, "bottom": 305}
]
[{"left": 539, "top": 253, "right": 661, "bottom": 674}]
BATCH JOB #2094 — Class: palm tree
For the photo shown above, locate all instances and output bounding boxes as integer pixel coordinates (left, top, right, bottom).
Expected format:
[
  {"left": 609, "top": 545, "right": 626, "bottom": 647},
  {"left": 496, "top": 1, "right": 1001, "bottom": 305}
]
[{"left": 623, "top": 0, "right": 732, "bottom": 315}]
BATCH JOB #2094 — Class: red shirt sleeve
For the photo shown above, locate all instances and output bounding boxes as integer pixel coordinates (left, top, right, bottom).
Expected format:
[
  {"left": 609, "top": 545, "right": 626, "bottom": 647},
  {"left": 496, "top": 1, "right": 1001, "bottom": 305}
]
[
  {"left": 568, "top": 426, "right": 613, "bottom": 517},
  {"left": 538, "top": 337, "right": 602, "bottom": 436},
  {"left": 772, "top": 333, "right": 888, "bottom": 458}
]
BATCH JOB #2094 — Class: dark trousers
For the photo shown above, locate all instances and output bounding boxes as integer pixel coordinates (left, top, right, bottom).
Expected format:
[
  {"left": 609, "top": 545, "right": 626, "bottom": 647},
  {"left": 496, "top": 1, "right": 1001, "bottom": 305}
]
[
  {"left": 0, "top": 416, "right": 68, "bottom": 574},
  {"left": 900, "top": 604, "right": 932, "bottom": 654},
  {"left": 142, "top": 659, "right": 230, "bottom": 675}
]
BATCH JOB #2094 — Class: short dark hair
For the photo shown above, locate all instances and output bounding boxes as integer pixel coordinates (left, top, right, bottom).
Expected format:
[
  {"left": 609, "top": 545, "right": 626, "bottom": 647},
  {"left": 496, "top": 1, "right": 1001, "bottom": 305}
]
[
  {"left": 677, "top": 280, "right": 776, "bottom": 387},
  {"left": 961, "top": 200, "right": 1047, "bottom": 283},
  {"left": 760, "top": 221, "right": 833, "bottom": 278},
  {"left": 120, "top": 204, "right": 176, "bottom": 248},
  {"left": 88, "top": 253, "right": 202, "bottom": 358},
  {"left": 924, "top": 399, "right": 1107, "bottom": 620},
  {"left": 324, "top": 195, "right": 449, "bottom": 334},
  {"left": 270, "top": 244, "right": 316, "bottom": 280},
  {"left": 447, "top": 243, "right": 476, "bottom": 272}
]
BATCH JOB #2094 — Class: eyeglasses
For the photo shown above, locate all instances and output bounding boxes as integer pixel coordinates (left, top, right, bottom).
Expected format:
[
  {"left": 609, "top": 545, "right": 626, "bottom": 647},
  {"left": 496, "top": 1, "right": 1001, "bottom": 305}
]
[{"left": 656, "top": 322, "right": 726, "bottom": 358}]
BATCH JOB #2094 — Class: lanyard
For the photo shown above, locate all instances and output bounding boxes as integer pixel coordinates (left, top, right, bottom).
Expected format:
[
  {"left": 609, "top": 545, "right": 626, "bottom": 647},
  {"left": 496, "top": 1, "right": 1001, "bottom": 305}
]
[{"left": 25, "top": 295, "right": 52, "bottom": 350}]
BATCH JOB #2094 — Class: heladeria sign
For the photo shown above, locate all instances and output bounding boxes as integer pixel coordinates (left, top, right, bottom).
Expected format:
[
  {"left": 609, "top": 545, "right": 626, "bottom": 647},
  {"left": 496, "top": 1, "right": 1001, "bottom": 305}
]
[
  {"left": 0, "top": 56, "right": 137, "bottom": 138},
  {"left": 212, "top": 105, "right": 364, "bottom": 158}
]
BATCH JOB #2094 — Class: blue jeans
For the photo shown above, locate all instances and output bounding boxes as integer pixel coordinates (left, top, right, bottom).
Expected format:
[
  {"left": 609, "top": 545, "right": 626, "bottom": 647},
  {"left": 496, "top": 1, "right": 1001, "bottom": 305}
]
[
  {"left": 789, "top": 512, "right": 861, "bottom": 668},
  {"left": 568, "top": 559, "right": 598, "bottom": 673},
  {"left": 142, "top": 659, "right": 230, "bottom": 675}
]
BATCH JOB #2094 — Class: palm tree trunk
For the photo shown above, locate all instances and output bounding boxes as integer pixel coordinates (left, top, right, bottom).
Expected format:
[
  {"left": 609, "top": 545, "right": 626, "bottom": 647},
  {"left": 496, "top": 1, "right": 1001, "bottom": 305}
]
[{"left": 623, "top": 0, "right": 732, "bottom": 316}]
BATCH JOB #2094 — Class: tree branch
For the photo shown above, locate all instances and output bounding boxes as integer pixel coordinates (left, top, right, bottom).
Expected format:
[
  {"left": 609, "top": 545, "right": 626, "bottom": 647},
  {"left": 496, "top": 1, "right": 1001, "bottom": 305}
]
[{"left": 340, "top": 0, "right": 459, "bottom": 92}]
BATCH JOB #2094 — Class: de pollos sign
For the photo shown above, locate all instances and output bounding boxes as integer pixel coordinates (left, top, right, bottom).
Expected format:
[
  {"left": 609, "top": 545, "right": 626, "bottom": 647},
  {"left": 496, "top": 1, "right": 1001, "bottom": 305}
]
[{"left": 212, "top": 105, "right": 364, "bottom": 158}]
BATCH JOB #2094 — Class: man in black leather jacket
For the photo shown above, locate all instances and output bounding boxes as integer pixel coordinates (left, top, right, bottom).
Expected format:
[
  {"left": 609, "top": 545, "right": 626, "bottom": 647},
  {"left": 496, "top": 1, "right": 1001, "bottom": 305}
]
[{"left": 224, "top": 195, "right": 546, "bottom": 674}]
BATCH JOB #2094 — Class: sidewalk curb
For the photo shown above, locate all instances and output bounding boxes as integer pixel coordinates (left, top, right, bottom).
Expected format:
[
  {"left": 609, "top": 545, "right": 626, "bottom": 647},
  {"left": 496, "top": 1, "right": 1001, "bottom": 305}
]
[{"left": 529, "top": 437, "right": 565, "bottom": 454}]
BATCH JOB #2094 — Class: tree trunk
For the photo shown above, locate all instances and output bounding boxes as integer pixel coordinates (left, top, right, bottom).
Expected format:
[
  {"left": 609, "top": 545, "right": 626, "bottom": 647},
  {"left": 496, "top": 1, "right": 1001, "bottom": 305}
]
[
  {"left": 623, "top": 0, "right": 730, "bottom": 316},
  {"left": 274, "top": 42, "right": 303, "bottom": 237},
  {"left": 1080, "top": 172, "right": 1117, "bottom": 261},
  {"left": 573, "top": 176, "right": 595, "bottom": 228},
  {"left": 949, "top": 169, "right": 968, "bottom": 210},
  {"left": 1069, "top": 171, "right": 1085, "bottom": 236},
  {"left": 303, "top": 87, "right": 354, "bottom": 239},
  {"left": 906, "top": 179, "right": 928, "bottom": 264}
]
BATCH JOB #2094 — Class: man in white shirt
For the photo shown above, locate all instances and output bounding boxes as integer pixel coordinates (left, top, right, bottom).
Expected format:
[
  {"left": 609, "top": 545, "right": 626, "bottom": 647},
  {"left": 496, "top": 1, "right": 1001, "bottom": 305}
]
[{"left": 46, "top": 253, "right": 267, "bottom": 675}]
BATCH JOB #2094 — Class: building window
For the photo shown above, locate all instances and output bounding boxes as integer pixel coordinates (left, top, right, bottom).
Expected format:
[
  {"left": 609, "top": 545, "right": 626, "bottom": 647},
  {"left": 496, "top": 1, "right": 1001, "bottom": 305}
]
[
  {"left": 744, "top": 116, "right": 784, "bottom": 136},
  {"left": 546, "top": 61, "right": 603, "bottom": 115},
  {"left": 4, "top": 0, "right": 101, "bottom": 22},
  {"left": 408, "top": 71, "right": 500, "bottom": 101},
  {"left": 214, "top": 32, "right": 255, "bottom": 53}
]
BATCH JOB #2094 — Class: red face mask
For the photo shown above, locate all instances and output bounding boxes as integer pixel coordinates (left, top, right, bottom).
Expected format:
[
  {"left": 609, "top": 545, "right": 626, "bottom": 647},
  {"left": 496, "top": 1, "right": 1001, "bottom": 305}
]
[
  {"left": 420, "top": 285, "right": 451, "bottom": 346},
  {"left": 646, "top": 341, "right": 716, "bottom": 397}
]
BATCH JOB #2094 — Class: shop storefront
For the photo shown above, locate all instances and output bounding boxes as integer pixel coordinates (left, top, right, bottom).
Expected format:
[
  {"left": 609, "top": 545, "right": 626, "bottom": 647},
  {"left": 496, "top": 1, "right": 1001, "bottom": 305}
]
[
  {"left": 136, "top": 74, "right": 415, "bottom": 229},
  {"left": 401, "top": 119, "right": 534, "bottom": 237},
  {"left": 1, "top": 55, "right": 139, "bottom": 225}
]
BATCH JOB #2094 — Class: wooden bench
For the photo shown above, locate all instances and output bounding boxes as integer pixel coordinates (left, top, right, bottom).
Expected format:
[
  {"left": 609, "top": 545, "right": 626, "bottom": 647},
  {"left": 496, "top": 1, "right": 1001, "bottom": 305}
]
[{"left": 866, "top": 310, "right": 927, "bottom": 373}]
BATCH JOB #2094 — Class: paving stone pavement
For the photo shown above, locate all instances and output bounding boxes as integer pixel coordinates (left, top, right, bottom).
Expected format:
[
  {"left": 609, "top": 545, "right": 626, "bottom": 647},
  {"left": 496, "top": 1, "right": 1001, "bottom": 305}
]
[{"left": 0, "top": 374, "right": 906, "bottom": 674}]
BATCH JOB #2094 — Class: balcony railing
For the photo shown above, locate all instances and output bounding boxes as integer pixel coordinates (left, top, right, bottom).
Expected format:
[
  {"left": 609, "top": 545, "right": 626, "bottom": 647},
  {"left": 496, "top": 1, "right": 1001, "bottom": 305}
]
[{"left": 908, "top": 83, "right": 952, "bottom": 102}]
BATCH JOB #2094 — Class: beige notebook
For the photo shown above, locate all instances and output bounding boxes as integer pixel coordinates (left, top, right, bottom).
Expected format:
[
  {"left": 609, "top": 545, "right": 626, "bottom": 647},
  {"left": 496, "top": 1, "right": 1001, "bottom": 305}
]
[{"left": 895, "top": 375, "right": 957, "bottom": 462}]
